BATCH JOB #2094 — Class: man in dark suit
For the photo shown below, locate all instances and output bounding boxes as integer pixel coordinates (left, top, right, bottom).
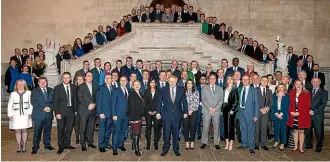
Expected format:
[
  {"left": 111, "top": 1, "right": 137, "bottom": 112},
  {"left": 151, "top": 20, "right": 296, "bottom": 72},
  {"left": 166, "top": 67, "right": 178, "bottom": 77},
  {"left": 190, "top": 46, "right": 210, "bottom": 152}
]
[
  {"left": 111, "top": 71, "right": 120, "bottom": 88},
  {"left": 260, "top": 48, "right": 269, "bottom": 63},
  {"left": 77, "top": 71, "right": 97, "bottom": 151},
  {"left": 135, "top": 59, "right": 144, "bottom": 82},
  {"left": 177, "top": 71, "right": 188, "bottom": 88},
  {"left": 289, "top": 59, "right": 304, "bottom": 81},
  {"left": 305, "top": 78, "right": 328, "bottom": 152},
  {"left": 237, "top": 75, "right": 260, "bottom": 154},
  {"left": 31, "top": 77, "right": 54, "bottom": 154},
  {"left": 142, "top": 7, "right": 152, "bottom": 22},
  {"left": 239, "top": 38, "right": 250, "bottom": 54},
  {"left": 310, "top": 64, "right": 325, "bottom": 89},
  {"left": 10, "top": 48, "right": 23, "bottom": 67},
  {"left": 298, "top": 48, "right": 310, "bottom": 65},
  {"left": 111, "top": 60, "right": 122, "bottom": 78},
  {"left": 111, "top": 76, "right": 129, "bottom": 155},
  {"left": 298, "top": 71, "right": 313, "bottom": 92},
  {"left": 254, "top": 76, "right": 273, "bottom": 151},
  {"left": 226, "top": 58, "right": 245, "bottom": 77},
  {"left": 90, "top": 58, "right": 103, "bottom": 86},
  {"left": 152, "top": 4, "right": 163, "bottom": 22},
  {"left": 220, "top": 59, "right": 230, "bottom": 84},
  {"left": 150, "top": 61, "right": 162, "bottom": 81},
  {"left": 173, "top": 6, "right": 186, "bottom": 23},
  {"left": 132, "top": 9, "right": 143, "bottom": 22},
  {"left": 97, "top": 74, "right": 113, "bottom": 152},
  {"left": 121, "top": 56, "right": 135, "bottom": 80},
  {"left": 157, "top": 71, "right": 168, "bottom": 88},
  {"left": 73, "top": 60, "right": 90, "bottom": 84},
  {"left": 303, "top": 55, "right": 314, "bottom": 80},
  {"left": 33, "top": 44, "right": 43, "bottom": 58},
  {"left": 53, "top": 72, "right": 77, "bottom": 154},
  {"left": 186, "top": 6, "right": 197, "bottom": 23},
  {"left": 156, "top": 75, "right": 188, "bottom": 156},
  {"left": 170, "top": 60, "right": 181, "bottom": 81},
  {"left": 56, "top": 47, "right": 66, "bottom": 74},
  {"left": 216, "top": 68, "right": 225, "bottom": 87},
  {"left": 208, "top": 17, "right": 220, "bottom": 35},
  {"left": 286, "top": 46, "right": 298, "bottom": 71},
  {"left": 141, "top": 70, "right": 150, "bottom": 92},
  {"left": 21, "top": 48, "right": 29, "bottom": 65},
  {"left": 96, "top": 25, "right": 107, "bottom": 45}
]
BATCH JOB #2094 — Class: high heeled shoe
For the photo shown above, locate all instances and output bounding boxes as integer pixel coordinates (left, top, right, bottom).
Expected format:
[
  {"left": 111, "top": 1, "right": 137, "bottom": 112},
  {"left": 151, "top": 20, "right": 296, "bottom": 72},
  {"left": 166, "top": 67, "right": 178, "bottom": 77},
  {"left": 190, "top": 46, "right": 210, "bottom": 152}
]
[
  {"left": 291, "top": 149, "right": 297, "bottom": 152},
  {"left": 299, "top": 150, "right": 304, "bottom": 154}
]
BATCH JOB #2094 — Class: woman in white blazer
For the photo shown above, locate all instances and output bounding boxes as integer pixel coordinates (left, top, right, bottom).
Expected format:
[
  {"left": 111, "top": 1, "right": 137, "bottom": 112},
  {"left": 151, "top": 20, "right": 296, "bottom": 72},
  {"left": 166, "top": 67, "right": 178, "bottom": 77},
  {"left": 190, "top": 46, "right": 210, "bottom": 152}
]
[{"left": 7, "top": 79, "right": 33, "bottom": 153}]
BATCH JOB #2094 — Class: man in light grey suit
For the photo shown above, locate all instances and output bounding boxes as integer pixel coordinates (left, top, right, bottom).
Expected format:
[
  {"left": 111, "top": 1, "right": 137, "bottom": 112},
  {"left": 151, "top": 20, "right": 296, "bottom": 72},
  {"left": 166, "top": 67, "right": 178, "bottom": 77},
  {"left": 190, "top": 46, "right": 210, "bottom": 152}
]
[
  {"left": 237, "top": 75, "right": 260, "bottom": 154},
  {"left": 200, "top": 74, "right": 223, "bottom": 150},
  {"left": 177, "top": 71, "right": 188, "bottom": 88},
  {"left": 73, "top": 60, "right": 90, "bottom": 84},
  {"left": 254, "top": 76, "right": 273, "bottom": 151},
  {"left": 161, "top": 8, "right": 173, "bottom": 23}
]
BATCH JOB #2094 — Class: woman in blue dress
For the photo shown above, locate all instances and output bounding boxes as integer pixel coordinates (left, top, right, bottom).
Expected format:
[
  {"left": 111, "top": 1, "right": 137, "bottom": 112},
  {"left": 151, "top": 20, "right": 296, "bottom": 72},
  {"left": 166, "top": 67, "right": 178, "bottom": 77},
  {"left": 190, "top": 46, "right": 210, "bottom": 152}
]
[
  {"left": 5, "top": 60, "right": 20, "bottom": 93},
  {"left": 19, "top": 65, "right": 33, "bottom": 89}
]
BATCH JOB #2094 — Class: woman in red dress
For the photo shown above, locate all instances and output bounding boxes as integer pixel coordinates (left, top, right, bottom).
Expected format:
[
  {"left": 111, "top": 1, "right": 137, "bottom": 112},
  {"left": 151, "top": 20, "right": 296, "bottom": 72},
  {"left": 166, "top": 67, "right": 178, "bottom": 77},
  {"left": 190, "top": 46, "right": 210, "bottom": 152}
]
[
  {"left": 287, "top": 80, "right": 311, "bottom": 153},
  {"left": 117, "top": 19, "right": 127, "bottom": 37}
]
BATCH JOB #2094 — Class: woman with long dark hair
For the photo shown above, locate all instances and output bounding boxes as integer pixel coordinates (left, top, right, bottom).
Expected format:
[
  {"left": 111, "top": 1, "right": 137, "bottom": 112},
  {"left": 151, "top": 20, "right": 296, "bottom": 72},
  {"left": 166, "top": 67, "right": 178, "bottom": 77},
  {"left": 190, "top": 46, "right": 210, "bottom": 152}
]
[
  {"left": 73, "top": 38, "right": 84, "bottom": 58},
  {"left": 144, "top": 79, "right": 162, "bottom": 150},
  {"left": 5, "top": 59, "right": 20, "bottom": 93},
  {"left": 221, "top": 74, "right": 239, "bottom": 151},
  {"left": 183, "top": 79, "right": 199, "bottom": 149},
  {"left": 127, "top": 80, "right": 145, "bottom": 156}
]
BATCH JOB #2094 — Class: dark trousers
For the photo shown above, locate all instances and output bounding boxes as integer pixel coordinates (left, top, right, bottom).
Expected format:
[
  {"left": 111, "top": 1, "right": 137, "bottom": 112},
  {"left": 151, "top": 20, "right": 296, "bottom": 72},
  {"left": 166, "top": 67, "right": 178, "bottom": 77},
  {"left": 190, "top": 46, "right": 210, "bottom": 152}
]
[
  {"left": 305, "top": 118, "right": 324, "bottom": 150},
  {"left": 145, "top": 114, "right": 162, "bottom": 144},
  {"left": 98, "top": 117, "right": 112, "bottom": 148},
  {"left": 236, "top": 118, "right": 241, "bottom": 142},
  {"left": 112, "top": 118, "right": 128, "bottom": 150},
  {"left": 255, "top": 113, "right": 269, "bottom": 147},
  {"left": 183, "top": 111, "right": 198, "bottom": 142},
  {"left": 32, "top": 117, "right": 52, "bottom": 150},
  {"left": 74, "top": 114, "right": 80, "bottom": 141},
  {"left": 80, "top": 112, "right": 96, "bottom": 147},
  {"left": 196, "top": 106, "right": 203, "bottom": 137},
  {"left": 57, "top": 115, "right": 74, "bottom": 149},
  {"left": 274, "top": 120, "right": 287, "bottom": 144},
  {"left": 223, "top": 111, "right": 236, "bottom": 140},
  {"left": 162, "top": 117, "right": 181, "bottom": 153},
  {"left": 220, "top": 115, "right": 224, "bottom": 137}
]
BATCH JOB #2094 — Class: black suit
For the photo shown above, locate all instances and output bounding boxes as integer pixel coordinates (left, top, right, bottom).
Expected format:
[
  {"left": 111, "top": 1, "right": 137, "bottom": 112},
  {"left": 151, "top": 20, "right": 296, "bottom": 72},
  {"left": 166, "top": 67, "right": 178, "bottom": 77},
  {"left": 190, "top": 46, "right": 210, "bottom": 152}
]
[
  {"left": 73, "top": 68, "right": 88, "bottom": 84},
  {"left": 303, "top": 62, "right": 314, "bottom": 80},
  {"left": 208, "top": 23, "right": 220, "bottom": 35},
  {"left": 298, "top": 54, "right": 310, "bottom": 65},
  {"left": 144, "top": 89, "right": 162, "bottom": 147},
  {"left": 171, "top": 69, "right": 182, "bottom": 81},
  {"left": 77, "top": 82, "right": 97, "bottom": 147},
  {"left": 287, "top": 53, "right": 298, "bottom": 71},
  {"left": 173, "top": 12, "right": 185, "bottom": 23},
  {"left": 152, "top": 10, "right": 163, "bottom": 22},
  {"left": 214, "top": 31, "right": 229, "bottom": 41},
  {"left": 150, "top": 69, "right": 161, "bottom": 81},
  {"left": 246, "top": 47, "right": 263, "bottom": 60},
  {"left": 56, "top": 53, "right": 63, "bottom": 74},
  {"left": 309, "top": 71, "right": 325, "bottom": 89},
  {"left": 53, "top": 84, "right": 77, "bottom": 149},
  {"left": 305, "top": 88, "right": 328, "bottom": 151},
  {"left": 142, "top": 13, "right": 152, "bottom": 22},
  {"left": 239, "top": 44, "right": 250, "bottom": 54},
  {"left": 186, "top": 12, "right": 197, "bottom": 22},
  {"left": 10, "top": 55, "right": 23, "bottom": 67},
  {"left": 132, "top": 15, "right": 143, "bottom": 22},
  {"left": 304, "top": 80, "right": 313, "bottom": 92}
]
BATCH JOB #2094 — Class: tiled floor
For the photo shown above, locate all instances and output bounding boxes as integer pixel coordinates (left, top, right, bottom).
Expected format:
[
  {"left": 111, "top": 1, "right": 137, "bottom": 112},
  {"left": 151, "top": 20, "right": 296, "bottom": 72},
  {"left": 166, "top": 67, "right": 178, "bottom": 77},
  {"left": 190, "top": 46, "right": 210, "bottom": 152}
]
[{"left": 1, "top": 125, "right": 329, "bottom": 161}]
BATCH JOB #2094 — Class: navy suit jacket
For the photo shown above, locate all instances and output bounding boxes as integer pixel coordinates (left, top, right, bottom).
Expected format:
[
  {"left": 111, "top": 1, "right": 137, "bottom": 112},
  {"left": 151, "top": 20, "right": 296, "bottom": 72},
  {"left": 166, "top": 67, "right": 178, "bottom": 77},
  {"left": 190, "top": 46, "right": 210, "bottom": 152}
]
[
  {"left": 135, "top": 68, "right": 143, "bottom": 82},
  {"left": 271, "top": 95, "right": 290, "bottom": 122},
  {"left": 96, "top": 84, "right": 113, "bottom": 117},
  {"left": 31, "top": 87, "right": 54, "bottom": 121},
  {"left": 120, "top": 65, "right": 135, "bottom": 80},
  {"left": 157, "top": 86, "right": 188, "bottom": 121},
  {"left": 157, "top": 81, "right": 169, "bottom": 89},
  {"left": 237, "top": 86, "right": 260, "bottom": 120},
  {"left": 96, "top": 32, "right": 107, "bottom": 45},
  {"left": 298, "top": 55, "right": 310, "bottom": 65},
  {"left": 171, "top": 69, "right": 182, "bottom": 80},
  {"left": 90, "top": 67, "right": 103, "bottom": 86},
  {"left": 227, "top": 66, "right": 245, "bottom": 77},
  {"left": 150, "top": 69, "right": 160, "bottom": 81},
  {"left": 111, "top": 87, "right": 128, "bottom": 119}
]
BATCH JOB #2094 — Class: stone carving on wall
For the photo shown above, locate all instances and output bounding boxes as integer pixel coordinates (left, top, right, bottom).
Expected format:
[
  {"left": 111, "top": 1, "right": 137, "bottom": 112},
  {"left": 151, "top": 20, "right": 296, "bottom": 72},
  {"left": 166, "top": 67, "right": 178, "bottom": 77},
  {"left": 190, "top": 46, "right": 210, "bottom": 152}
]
[{"left": 275, "top": 35, "right": 288, "bottom": 74}]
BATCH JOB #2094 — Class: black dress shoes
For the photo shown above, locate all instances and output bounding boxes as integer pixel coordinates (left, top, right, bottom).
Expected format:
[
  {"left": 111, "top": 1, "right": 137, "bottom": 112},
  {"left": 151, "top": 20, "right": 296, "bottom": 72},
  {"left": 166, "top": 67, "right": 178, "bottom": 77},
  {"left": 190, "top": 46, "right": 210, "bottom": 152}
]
[
  {"left": 200, "top": 144, "right": 207, "bottom": 149},
  {"left": 197, "top": 136, "right": 201, "bottom": 140},
  {"left": 220, "top": 136, "right": 225, "bottom": 141},
  {"left": 160, "top": 152, "right": 167, "bottom": 156},
  {"left": 88, "top": 144, "right": 97, "bottom": 148},
  {"left": 215, "top": 145, "right": 221, "bottom": 150},
  {"left": 119, "top": 146, "right": 127, "bottom": 151},
  {"left": 305, "top": 146, "right": 313, "bottom": 149},
  {"left": 237, "top": 146, "right": 246, "bottom": 149},
  {"left": 154, "top": 143, "right": 159, "bottom": 150},
  {"left": 45, "top": 146, "right": 55, "bottom": 150},
  {"left": 31, "top": 150, "right": 37, "bottom": 154},
  {"left": 65, "top": 146, "right": 75, "bottom": 150},
  {"left": 174, "top": 152, "right": 181, "bottom": 156},
  {"left": 254, "top": 146, "right": 259, "bottom": 150},
  {"left": 315, "top": 149, "right": 322, "bottom": 153},
  {"left": 249, "top": 149, "right": 255, "bottom": 154},
  {"left": 113, "top": 149, "right": 118, "bottom": 155},
  {"left": 99, "top": 147, "right": 106, "bottom": 152},
  {"left": 57, "top": 148, "right": 64, "bottom": 154},
  {"left": 106, "top": 145, "right": 112, "bottom": 149},
  {"left": 81, "top": 146, "right": 87, "bottom": 151},
  {"left": 76, "top": 139, "right": 80, "bottom": 144},
  {"left": 261, "top": 146, "right": 269, "bottom": 151}
]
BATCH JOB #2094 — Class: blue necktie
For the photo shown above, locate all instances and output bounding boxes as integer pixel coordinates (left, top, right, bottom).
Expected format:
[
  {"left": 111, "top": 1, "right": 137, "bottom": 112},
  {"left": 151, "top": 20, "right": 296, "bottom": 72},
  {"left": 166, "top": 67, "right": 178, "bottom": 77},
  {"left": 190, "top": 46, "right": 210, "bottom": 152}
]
[
  {"left": 220, "top": 80, "right": 223, "bottom": 87},
  {"left": 42, "top": 88, "right": 47, "bottom": 101},
  {"left": 241, "top": 88, "right": 246, "bottom": 107}
]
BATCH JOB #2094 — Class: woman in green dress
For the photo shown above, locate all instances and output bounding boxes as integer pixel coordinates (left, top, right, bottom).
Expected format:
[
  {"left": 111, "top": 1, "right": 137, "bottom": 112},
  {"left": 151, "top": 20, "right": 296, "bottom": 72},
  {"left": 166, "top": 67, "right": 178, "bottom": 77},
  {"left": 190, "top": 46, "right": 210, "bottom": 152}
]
[
  {"left": 201, "top": 14, "right": 208, "bottom": 34},
  {"left": 181, "top": 61, "right": 194, "bottom": 80}
]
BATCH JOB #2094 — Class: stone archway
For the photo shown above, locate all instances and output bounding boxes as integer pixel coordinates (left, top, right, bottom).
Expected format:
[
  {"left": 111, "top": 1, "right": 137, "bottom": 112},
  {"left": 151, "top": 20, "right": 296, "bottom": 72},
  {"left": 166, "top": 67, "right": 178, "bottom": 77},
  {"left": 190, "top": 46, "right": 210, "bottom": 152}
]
[{"left": 137, "top": 0, "right": 198, "bottom": 9}]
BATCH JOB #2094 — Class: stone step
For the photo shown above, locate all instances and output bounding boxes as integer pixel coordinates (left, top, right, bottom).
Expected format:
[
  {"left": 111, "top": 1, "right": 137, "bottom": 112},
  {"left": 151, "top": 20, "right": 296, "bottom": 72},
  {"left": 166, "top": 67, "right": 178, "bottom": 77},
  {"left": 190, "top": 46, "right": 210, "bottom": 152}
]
[{"left": 325, "top": 119, "right": 330, "bottom": 126}]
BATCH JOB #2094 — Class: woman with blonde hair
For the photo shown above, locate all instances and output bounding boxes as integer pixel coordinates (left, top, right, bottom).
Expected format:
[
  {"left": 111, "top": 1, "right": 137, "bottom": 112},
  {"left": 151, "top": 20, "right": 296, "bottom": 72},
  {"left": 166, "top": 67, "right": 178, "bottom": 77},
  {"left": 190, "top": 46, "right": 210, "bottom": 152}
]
[
  {"left": 32, "top": 57, "right": 46, "bottom": 87},
  {"left": 181, "top": 61, "right": 194, "bottom": 80},
  {"left": 221, "top": 74, "right": 239, "bottom": 151},
  {"left": 7, "top": 79, "right": 33, "bottom": 153},
  {"left": 229, "top": 31, "right": 242, "bottom": 50},
  {"left": 83, "top": 36, "right": 94, "bottom": 54},
  {"left": 271, "top": 83, "right": 290, "bottom": 151},
  {"left": 287, "top": 80, "right": 311, "bottom": 153},
  {"left": 190, "top": 60, "right": 202, "bottom": 86}
]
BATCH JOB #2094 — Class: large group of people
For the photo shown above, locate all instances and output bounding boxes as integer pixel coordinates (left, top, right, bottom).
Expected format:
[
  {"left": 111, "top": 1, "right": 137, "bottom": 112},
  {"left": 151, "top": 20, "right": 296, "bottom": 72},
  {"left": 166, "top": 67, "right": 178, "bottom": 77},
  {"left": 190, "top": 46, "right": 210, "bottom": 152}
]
[{"left": 4, "top": 3, "right": 328, "bottom": 159}]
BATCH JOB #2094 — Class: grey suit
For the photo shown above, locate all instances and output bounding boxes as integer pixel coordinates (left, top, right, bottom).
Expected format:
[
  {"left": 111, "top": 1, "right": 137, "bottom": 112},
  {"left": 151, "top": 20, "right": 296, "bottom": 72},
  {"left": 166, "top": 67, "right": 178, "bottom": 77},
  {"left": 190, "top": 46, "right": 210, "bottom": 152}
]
[
  {"left": 254, "top": 87, "right": 273, "bottom": 147},
  {"left": 73, "top": 68, "right": 87, "bottom": 84},
  {"left": 201, "top": 84, "right": 224, "bottom": 145},
  {"left": 161, "top": 14, "right": 174, "bottom": 23}
]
